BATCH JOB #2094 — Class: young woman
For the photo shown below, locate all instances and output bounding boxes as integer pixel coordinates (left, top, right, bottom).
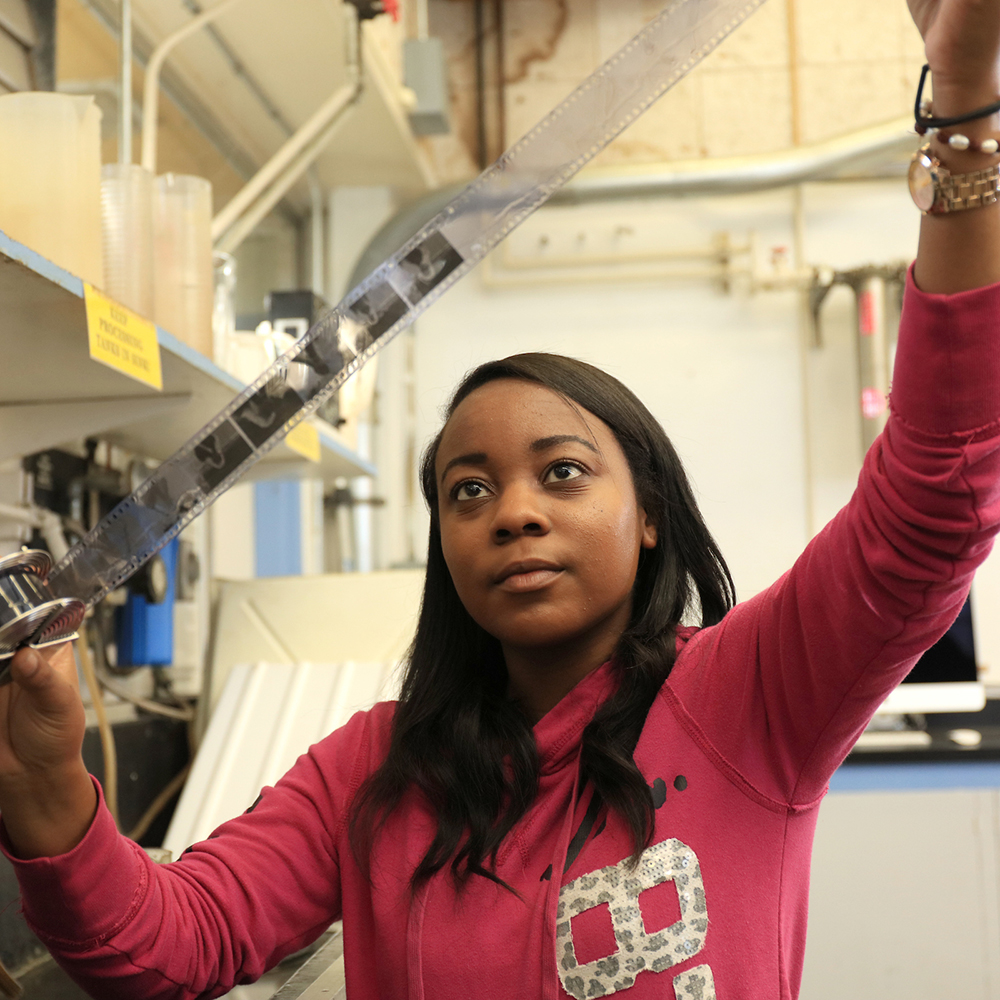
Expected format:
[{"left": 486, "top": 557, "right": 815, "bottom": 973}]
[{"left": 3, "top": 1, "right": 1000, "bottom": 997}]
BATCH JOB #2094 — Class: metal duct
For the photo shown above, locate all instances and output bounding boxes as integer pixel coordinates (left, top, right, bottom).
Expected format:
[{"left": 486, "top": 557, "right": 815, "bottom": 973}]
[
  {"left": 555, "top": 116, "right": 916, "bottom": 202},
  {"left": 349, "top": 116, "right": 916, "bottom": 290}
]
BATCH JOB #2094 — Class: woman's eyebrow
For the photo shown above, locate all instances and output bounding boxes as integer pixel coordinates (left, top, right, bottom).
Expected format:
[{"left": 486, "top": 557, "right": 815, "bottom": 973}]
[
  {"left": 531, "top": 434, "right": 598, "bottom": 454},
  {"left": 439, "top": 435, "right": 597, "bottom": 482},
  {"left": 440, "top": 452, "right": 488, "bottom": 481}
]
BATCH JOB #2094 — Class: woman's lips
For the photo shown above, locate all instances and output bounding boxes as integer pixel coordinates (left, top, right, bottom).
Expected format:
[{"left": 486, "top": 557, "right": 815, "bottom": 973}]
[{"left": 495, "top": 567, "right": 564, "bottom": 593}]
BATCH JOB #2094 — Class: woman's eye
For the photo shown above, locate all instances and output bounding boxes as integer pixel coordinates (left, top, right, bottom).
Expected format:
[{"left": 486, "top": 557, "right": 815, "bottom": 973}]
[
  {"left": 544, "top": 462, "right": 584, "bottom": 484},
  {"left": 454, "top": 481, "right": 489, "bottom": 501}
]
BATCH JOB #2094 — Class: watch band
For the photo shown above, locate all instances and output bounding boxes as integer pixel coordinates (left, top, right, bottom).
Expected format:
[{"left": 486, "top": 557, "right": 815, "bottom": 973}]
[
  {"left": 936, "top": 160, "right": 1000, "bottom": 213},
  {"left": 911, "top": 142, "right": 1000, "bottom": 214}
]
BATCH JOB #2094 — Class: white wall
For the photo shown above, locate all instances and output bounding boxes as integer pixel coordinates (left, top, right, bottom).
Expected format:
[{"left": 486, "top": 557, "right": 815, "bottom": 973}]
[
  {"left": 373, "top": 177, "right": 1000, "bottom": 685},
  {"left": 210, "top": 482, "right": 256, "bottom": 581},
  {"left": 804, "top": 787, "right": 1000, "bottom": 998}
]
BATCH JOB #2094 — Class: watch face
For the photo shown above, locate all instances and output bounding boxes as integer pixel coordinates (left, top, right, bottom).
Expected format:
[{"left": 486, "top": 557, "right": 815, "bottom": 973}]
[{"left": 909, "top": 153, "right": 936, "bottom": 212}]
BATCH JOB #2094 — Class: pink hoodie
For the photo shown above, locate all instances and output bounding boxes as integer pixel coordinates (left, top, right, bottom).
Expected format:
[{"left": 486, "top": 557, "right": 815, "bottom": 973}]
[{"left": 5, "top": 268, "right": 1000, "bottom": 999}]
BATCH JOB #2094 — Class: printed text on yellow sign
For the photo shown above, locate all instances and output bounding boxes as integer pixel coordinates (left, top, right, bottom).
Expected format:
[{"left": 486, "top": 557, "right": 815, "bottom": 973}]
[{"left": 84, "top": 283, "right": 163, "bottom": 390}]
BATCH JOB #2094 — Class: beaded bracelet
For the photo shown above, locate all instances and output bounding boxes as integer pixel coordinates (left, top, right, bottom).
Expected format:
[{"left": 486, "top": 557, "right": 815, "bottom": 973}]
[{"left": 934, "top": 129, "right": 1000, "bottom": 155}]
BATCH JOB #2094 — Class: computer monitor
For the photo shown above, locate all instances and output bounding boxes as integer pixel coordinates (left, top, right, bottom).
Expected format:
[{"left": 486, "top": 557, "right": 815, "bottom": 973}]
[{"left": 875, "top": 597, "right": 985, "bottom": 714}]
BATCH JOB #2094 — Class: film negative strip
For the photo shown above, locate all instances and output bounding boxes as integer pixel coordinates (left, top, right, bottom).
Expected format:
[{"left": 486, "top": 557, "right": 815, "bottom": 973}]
[{"left": 0, "top": 0, "right": 767, "bottom": 677}]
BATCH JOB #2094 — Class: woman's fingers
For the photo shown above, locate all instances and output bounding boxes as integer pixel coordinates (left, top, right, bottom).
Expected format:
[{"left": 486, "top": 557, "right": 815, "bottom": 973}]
[
  {"left": 9, "top": 644, "right": 78, "bottom": 704},
  {"left": 0, "top": 644, "right": 86, "bottom": 779},
  {"left": 5, "top": 645, "right": 84, "bottom": 745},
  {"left": 7, "top": 646, "right": 43, "bottom": 683}
]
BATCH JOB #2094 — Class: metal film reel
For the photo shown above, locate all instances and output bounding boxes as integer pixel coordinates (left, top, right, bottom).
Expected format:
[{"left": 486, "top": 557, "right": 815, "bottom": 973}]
[{"left": 0, "top": 551, "right": 86, "bottom": 673}]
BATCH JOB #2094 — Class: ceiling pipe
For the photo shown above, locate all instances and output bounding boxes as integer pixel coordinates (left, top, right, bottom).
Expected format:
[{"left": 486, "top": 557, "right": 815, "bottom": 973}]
[
  {"left": 556, "top": 117, "right": 915, "bottom": 202},
  {"left": 347, "top": 116, "right": 917, "bottom": 289},
  {"left": 210, "top": 3, "right": 362, "bottom": 252},
  {"left": 119, "top": 0, "right": 132, "bottom": 164},
  {"left": 212, "top": 79, "right": 360, "bottom": 256},
  {"left": 211, "top": 79, "right": 360, "bottom": 248},
  {"left": 308, "top": 168, "right": 325, "bottom": 295},
  {"left": 78, "top": 0, "right": 290, "bottom": 208},
  {"left": 140, "top": 0, "right": 248, "bottom": 173}
]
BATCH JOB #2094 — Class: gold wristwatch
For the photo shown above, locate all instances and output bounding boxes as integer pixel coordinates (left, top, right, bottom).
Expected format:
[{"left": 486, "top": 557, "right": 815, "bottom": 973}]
[{"left": 909, "top": 142, "right": 1000, "bottom": 214}]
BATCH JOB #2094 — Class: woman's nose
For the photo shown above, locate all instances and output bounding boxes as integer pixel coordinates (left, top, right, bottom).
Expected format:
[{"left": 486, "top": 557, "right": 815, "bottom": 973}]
[{"left": 491, "top": 484, "right": 550, "bottom": 541}]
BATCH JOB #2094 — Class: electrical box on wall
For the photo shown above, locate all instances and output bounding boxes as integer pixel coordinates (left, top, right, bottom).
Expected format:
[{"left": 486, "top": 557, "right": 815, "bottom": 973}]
[{"left": 404, "top": 38, "right": 450, "bottom": 135}]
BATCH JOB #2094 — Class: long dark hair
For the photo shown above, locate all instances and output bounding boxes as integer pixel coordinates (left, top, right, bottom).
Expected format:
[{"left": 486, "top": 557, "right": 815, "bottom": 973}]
[{"left": 350, "top": 353, "right": 735, "bottom": 889}]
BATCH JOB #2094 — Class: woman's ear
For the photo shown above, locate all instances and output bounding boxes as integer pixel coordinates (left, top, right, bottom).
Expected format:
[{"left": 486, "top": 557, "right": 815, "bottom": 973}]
[{"left": 640, "top": 510, "right": 658, "bottom": 550}]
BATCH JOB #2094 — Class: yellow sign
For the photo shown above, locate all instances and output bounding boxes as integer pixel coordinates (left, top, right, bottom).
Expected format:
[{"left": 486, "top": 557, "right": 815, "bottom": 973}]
[
  {"left": 84, "top": 283, "right": 163, "bottom": 390},
  {"left": 286, "top": 422, "right": 321, "bottom": 463}
]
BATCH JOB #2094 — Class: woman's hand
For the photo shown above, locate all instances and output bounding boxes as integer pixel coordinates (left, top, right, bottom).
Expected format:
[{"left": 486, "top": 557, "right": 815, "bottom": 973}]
[
  {"left": 906, "top": 0, "right": 1000, "bottom": 294},
  {"left": 907, "top": 0, "right": 1000, "bottom": 93},
  {"left": 0, "top": 644, "right": 85, "bottom": 779},
  {"left": 0, "top": 644, "right": 97, "bottom": 859}
]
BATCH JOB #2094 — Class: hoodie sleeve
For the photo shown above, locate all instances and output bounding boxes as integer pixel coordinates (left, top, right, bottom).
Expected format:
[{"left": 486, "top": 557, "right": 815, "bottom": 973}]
[
  {"left": 666, "top": 266, "right": 1000, "bottom": 807},
  {"left": 0, "top": 704, "right": 389, "bottom": 1000}
]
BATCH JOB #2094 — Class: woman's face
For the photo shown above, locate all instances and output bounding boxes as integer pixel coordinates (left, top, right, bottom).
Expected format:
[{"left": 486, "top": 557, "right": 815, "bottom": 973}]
[{"left": 435, "top": 378, "right": 657, "bottom": 658}]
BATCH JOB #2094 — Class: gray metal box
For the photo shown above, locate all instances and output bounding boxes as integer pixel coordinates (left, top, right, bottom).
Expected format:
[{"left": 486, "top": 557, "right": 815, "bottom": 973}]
[{"left": 404, "top": 37, "right": 450, "bottom": 136}]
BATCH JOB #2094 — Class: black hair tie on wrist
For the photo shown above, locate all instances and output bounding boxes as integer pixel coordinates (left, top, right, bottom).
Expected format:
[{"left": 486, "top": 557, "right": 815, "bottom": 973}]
[{"left": 914, "top": 64, "right": 1000, "bottom": 133}]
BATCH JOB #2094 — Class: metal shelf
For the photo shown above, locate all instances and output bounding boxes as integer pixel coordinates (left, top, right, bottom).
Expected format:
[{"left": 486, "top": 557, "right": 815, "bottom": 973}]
[{"left": 0, "top": 230, "right": 375, "bottom": 482}]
